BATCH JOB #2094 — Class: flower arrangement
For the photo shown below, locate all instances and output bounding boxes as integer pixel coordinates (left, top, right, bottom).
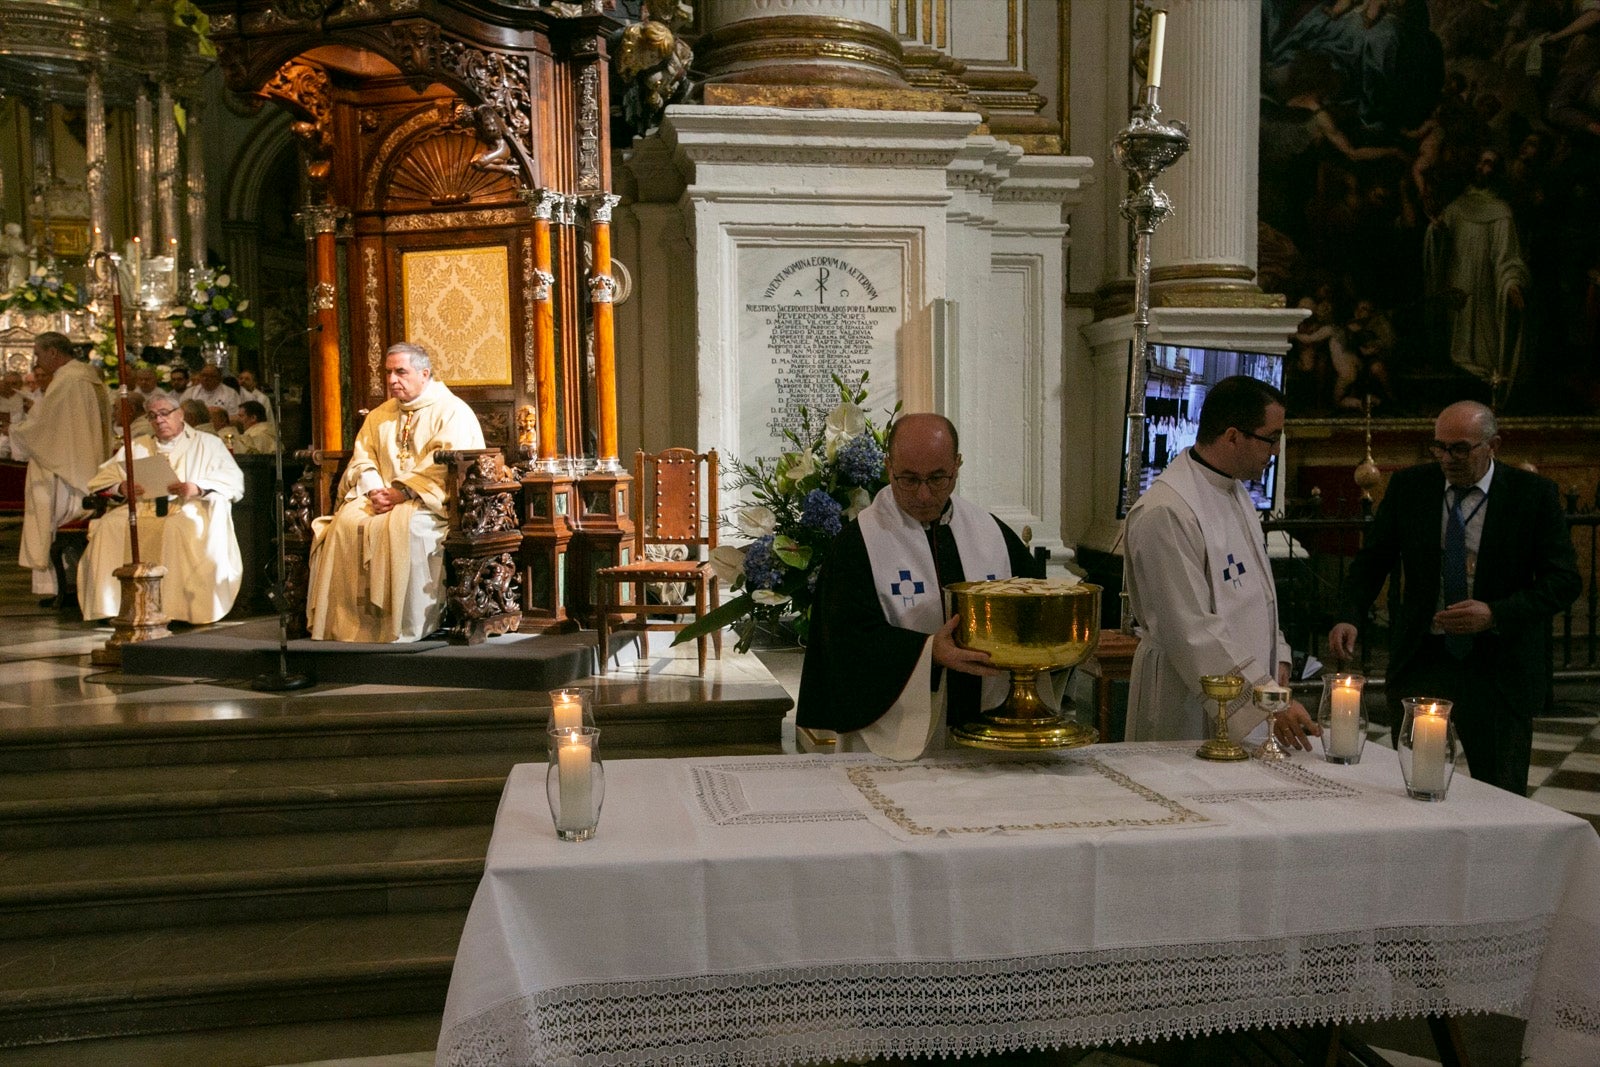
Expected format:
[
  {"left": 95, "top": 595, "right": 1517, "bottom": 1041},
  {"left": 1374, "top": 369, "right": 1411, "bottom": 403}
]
[
  {"left": 169, "top": 267, "right": 255, "bottom": 350},
  {"left": 87, "top": 326, "right": 122, "bottom": 386},
  {"left": 676, "top": 373, "right": 897, "bottom": 653},
  {"left": 0, "top": 267, "right": 83, "bottom": 315}
]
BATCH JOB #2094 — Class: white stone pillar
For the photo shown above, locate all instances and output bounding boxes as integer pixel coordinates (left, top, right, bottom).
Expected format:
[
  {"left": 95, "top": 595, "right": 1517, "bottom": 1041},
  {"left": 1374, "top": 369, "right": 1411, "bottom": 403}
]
[
  {"left": 703, "top": 0, "right": 892, "bottom": 30},
  {"left": 696, "top": 0, "right": 908, "bottom": 92},
  {"left": 1149, "top": 0, "right": 1262, "bottom": 300}
]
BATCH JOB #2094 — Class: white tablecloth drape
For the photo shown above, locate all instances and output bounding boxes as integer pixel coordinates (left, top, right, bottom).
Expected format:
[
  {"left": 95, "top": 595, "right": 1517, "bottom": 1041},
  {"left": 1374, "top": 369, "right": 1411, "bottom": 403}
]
[{"left": 436, "top": 743, "right": 1600, "bottom": 1067}]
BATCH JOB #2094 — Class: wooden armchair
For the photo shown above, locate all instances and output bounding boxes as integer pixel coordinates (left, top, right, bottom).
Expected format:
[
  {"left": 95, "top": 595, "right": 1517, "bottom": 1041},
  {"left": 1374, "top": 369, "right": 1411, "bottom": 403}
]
[{"left": 595, "top": 448, "right": 721, "bottom": 675}]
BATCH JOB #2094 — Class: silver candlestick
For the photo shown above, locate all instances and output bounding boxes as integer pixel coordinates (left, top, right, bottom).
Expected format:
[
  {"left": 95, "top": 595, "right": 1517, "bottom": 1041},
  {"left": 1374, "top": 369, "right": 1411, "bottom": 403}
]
[{"left": 1112, "top": 84, "right": 1189, "bottom": 632}]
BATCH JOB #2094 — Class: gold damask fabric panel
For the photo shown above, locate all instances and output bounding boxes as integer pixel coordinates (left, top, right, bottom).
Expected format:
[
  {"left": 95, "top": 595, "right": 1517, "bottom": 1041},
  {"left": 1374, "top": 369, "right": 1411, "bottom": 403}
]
[{"left": 401, "top": 246, "right": 513, "bottom": 387}]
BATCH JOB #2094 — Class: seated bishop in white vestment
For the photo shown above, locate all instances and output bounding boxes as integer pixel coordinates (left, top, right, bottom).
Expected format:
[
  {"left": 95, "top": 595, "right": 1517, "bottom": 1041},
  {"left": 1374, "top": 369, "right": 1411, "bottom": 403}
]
[
  {"left": 307, "top": 343, "right": 484, "bottom": 643},
  {"left": 78, "top": 405, "right": 246, "bottom": 625}
]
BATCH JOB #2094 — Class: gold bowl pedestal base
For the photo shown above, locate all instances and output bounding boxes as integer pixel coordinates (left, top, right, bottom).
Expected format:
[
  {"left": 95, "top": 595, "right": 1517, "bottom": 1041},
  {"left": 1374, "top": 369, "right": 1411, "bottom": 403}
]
[
  {"left": 949, "top": 670, "right": 1098, "bottom": 751},
  {"left": 1196, "top": 736, "right": 1251, "bottom": 761},
  {"left": 1196, "top": 673, "right": 1250, "bottom": 761}
]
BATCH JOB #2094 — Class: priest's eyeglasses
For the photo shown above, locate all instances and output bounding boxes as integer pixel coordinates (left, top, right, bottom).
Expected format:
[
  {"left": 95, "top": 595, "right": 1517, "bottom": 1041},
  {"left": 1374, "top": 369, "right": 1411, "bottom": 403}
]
[
  {"left": 1239, "top": 428, "right": 1283, "bottom": 447},
  {"left": 892, "top": 472, "right": 955, "bottom": 493},
  {"left": 1428, "top": 440, "right": 1487, "bottom": 460}
]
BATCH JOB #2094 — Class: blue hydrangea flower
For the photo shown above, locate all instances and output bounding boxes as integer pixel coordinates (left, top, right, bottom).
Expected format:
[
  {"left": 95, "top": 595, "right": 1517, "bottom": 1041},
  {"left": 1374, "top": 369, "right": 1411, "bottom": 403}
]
[
  {"left": 835, "top": 435, "right": 884, "bottom": 486},
  {"left": 800, "top": 488, "right": 843, "bottom": 537},
  {"left": 741, "top": 535, "right": 785, "bottom": 590}
]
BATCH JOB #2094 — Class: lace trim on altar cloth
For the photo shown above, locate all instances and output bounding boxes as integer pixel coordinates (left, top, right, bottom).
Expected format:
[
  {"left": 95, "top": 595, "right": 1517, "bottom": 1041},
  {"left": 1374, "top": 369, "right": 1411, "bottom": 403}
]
[
  {"left": 437, "top": 916, "right": 1568, "bottom": 1067},
  {"left": 1179, "top": 758, "right": 1361, "bottom": 804}
]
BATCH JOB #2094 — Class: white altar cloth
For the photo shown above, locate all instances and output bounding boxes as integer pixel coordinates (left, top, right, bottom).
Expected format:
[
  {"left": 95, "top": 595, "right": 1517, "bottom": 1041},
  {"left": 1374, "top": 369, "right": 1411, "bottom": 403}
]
[{"left": 436, "top": 743, "right": 1600, "bottom": 1066}]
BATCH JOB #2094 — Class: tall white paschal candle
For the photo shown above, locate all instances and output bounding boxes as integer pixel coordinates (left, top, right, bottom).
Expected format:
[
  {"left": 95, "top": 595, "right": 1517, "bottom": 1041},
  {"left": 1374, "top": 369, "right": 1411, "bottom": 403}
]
[
  {"left": 557, "top": 738, "right": 593, "bottom": 831},
  {"left": 1411, "top": 708, "right": 1450, "bottom": 792},
  {"left": 552, "top": 695, "right": 583, "bottom": 733},
  {"left": 1330, "top": 681, "right": 1362, "bottom": 757}
]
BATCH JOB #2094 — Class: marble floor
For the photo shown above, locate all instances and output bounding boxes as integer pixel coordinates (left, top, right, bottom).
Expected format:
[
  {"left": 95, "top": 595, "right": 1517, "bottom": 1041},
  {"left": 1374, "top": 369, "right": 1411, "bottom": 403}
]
[{"left": 3, "top": 517, "right": 1596, "bottom": 1067}]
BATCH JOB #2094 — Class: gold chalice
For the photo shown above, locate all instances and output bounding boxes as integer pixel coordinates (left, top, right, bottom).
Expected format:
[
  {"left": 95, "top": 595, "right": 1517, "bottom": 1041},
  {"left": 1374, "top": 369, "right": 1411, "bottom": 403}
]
[
  {"left": 945, "top": 580, "right": 1101, "bottom": 750},
  {"left": 1196, "top": 673, "right": 1250, "bottom": 761}
]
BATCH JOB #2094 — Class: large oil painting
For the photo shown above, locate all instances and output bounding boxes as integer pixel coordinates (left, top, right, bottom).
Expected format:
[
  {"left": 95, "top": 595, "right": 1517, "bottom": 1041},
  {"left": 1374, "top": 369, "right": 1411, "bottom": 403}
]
[{"left": 1260, "top": 0, "right": 1600, "bottom": 418}]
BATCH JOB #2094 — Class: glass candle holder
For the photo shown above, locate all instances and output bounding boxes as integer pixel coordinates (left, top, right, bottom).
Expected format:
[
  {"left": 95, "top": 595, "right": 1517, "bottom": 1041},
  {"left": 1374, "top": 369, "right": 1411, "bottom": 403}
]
[
  {"left": 547, "top": 688, "right": 595, "bottom": 734},
  {"left": 1399, "top": 697, "right": 1457, "bottom": 801},
  {"left": 1317, "top": 672, "right": 1367, "bottom": 764},
  {"left": 546, "top": 726, "right": 604, "bottom": 841}
]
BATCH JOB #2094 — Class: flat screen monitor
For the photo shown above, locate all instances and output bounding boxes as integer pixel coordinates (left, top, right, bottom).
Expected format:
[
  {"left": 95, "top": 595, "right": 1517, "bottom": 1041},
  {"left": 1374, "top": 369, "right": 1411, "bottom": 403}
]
[{"left": 1120, "top": 344, "right": 1284, "bottom": 516}]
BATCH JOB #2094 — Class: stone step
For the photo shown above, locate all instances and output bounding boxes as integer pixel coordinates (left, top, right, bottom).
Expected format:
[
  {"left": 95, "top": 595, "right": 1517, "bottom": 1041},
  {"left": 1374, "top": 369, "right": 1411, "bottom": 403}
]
[
  {"left": 0, "top": 911, "right": 466, "bottom": 1049},
  {"left": 0, "top": 824, "right": 491, "bottom": 939},
  {"left": 0, "top": 1013, "right": 441, "bottom": 1067},
  {"left": 0, "top": 696, "right": 783, "bottom": 772}
]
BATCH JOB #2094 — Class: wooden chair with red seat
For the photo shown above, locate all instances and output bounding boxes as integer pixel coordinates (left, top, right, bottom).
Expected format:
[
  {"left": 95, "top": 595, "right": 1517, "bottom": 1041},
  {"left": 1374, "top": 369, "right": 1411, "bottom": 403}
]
[{"left": 595, "top": 448, "right": 721, "bottom": 675}]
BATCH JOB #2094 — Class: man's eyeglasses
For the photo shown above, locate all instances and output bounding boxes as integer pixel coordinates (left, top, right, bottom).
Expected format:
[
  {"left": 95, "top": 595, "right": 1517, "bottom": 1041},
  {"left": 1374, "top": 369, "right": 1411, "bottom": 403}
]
[
  {"left": 891, "top": 472, "right": 955, "bottom": 493},
  {"left": 1428, "top": 440, "right": 1486, "bottom": 460},
  {"left": 148, "top": 407, "right": 184, "bottom": 421},
  {"left": 1239, "top": 428, "right": 1283, "bottom": 447}
]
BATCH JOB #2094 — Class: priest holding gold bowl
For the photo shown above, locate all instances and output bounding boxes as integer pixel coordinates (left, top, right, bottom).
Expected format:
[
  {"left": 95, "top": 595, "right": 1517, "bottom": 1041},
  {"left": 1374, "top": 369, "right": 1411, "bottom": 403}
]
[{"left": 797, "top": 413, "right": 1062, "bottom": 760}]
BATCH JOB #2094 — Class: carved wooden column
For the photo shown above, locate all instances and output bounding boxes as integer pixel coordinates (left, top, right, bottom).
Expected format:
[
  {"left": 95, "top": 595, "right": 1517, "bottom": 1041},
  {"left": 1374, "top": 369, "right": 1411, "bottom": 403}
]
[
  {"left": 521, "top": 188, "right": 562, "bottom": 471},
  {"left": 438, "top": 449, "right": 524, "bottom": 644},
  {"left": 587, "top": 192, "right": 621, "bottom": 470},
  {"left": 301, "top": 205, "right": 344, "bottom": 452}
]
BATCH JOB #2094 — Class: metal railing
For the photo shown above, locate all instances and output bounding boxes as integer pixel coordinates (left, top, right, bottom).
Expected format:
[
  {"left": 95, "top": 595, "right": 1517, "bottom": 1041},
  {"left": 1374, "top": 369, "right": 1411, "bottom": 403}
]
[{"left": 1263, "top": 508, "right": 1599, "bottom": 679}]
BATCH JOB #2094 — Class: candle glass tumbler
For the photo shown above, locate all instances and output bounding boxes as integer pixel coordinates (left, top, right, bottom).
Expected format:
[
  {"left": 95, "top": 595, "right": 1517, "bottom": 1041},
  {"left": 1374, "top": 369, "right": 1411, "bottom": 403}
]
[
  {"left": 547, "top": 687, "right": 595, "bottom": 735},
  {"left": 1252, "top": 684, "right": 1292, "bottom": 762},
  {"left": 546, "top": 727, "right": 605, "bottom": 841},
  {"left": 1398, "top": 698, "right": 1458, "bottom": 801},
  {"left": 1317, "top": 672, "right": 1368, "bottom": 765}
]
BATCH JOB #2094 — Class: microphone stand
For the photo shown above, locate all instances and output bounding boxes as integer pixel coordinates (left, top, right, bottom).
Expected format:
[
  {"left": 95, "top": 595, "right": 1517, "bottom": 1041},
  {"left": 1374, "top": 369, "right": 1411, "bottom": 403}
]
[{"left": 253, "top": 333, "right": 312, "bottom": 692}]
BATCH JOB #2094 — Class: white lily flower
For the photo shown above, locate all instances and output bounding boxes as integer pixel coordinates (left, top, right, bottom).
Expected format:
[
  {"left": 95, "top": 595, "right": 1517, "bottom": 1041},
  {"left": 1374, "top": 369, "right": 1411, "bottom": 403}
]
[
  {"left": 752, "top": 590, "right": 791, "bottom": 607},
  {"left": 733, "top": 506, "right": 776, "bottom": 538},
  {"left": 844, "top": 486, "right": 872, "bottom": 520},
  {"left": 216, "top": 274, "right": 231, "bottom": 288},
  {"left": 777, "top": 450, "right": 816, "bottom": 487},
  {"left": 709, "top": 545, "right": 746, "bottom": 585}
]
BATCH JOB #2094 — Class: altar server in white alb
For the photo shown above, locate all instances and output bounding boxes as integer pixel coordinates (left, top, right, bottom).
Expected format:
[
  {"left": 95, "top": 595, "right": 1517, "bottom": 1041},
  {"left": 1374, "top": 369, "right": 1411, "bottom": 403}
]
[
  {"left": 9, "top": 333, "right": 114, "bottom": 599},
  {"left": 307, "top": 341, "right": 484, "bottom": 643},
  {"left": 796, "top": 413, "right": 1047, "bottom": 760},
  {"left": 79, "top": 393, "right": 245, "bottom": 624},
  {"left": 1124, "top": 375, "right": 1319, "bottom": 748}
]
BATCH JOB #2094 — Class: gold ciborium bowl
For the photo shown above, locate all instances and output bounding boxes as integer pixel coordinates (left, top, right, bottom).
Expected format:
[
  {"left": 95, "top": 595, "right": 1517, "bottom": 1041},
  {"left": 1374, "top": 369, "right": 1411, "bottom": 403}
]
[{"left": 945, "top": 579, "right": 1102, "bottom": 750}]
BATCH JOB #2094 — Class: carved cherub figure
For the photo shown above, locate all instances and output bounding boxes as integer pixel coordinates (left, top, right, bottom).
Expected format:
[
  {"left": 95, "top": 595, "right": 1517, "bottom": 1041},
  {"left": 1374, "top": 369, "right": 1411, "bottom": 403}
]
[{"left": 614, "top": 0, "right": 694, "bottom": 138}]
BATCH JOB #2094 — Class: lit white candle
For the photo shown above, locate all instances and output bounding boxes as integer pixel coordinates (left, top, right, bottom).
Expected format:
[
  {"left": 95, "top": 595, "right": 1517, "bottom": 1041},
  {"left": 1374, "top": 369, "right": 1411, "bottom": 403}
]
[
  {"left": 1146, "top": 10, "right": 1168, "bottom": 89},
  {"left": 1329, "top": 680, "right": 1362, "bottom": 757},
  {"left": 1411, "top": 707, "right": 1449, "bottom": 793},
  {"left": 556, "top": 737, "right": 593, "bottom": 832},
  {"left": 552, "top": 694, "right": 583, "bottom": 733}
]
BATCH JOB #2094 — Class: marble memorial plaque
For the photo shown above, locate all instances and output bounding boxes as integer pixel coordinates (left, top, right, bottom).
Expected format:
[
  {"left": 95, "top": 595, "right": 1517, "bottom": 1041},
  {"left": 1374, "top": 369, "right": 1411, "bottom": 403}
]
[{"left": 737, "top": 246, "right": 903, "bottom": 462}]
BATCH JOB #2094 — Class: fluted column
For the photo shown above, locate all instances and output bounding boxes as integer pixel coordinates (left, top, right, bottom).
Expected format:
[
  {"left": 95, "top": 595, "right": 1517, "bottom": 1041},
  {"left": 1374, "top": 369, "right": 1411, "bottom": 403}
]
[
  {"left": 1147, "top": 1, "right": 1267, "bottom": 303},
  {"left": 85, "top": 69, "right": 109, "bottom": 258},
  {"left": 521, "top": 188, "right": 561, "bottom": 470},
  {"left": 134, "top": 89, "right": 154, "bottom": 248},
  {"left": 156, "top": 82, "right": 179, "bottom": 255},
  {"left": 186, "top": 101, "right": 206, "bottom": 272}
]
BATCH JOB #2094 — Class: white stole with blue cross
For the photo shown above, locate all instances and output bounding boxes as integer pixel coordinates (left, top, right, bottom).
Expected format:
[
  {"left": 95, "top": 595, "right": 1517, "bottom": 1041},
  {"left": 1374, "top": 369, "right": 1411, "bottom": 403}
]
[
  {"left": 850, "top": 490, "right": 1013, "bottom": 759},
  {"left": 1160, "top": 449, "right": 1282, "bottom": 707}
]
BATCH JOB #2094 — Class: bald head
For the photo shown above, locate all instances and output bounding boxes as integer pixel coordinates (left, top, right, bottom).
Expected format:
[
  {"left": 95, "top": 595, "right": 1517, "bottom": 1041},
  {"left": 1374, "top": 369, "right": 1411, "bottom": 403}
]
[
  {"left": 1432, "top": 400, "right": 1499, "bottom": 487},
  {"left": 885, "top": 413, "right": 963, "bottom": 524}
]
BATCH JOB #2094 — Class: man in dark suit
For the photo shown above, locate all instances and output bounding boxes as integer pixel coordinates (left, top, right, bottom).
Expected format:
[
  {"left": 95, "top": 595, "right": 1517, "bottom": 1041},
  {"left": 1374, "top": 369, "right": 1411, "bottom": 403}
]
[{"left": 1329, "top": 401, "right": 1580, "bottom": 795}]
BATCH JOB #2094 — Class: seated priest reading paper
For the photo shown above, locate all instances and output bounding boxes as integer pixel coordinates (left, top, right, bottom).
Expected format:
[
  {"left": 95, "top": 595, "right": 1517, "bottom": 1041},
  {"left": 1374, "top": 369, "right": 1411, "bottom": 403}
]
[
  {"left": 796, "top": 414, "right": 1050, "bottom": 760},
  {"left": 307, "top": 342, "right": 484, "bottom": 643},
  {"left": 79, "top": 395, "right": 245, "bottom": 624}
]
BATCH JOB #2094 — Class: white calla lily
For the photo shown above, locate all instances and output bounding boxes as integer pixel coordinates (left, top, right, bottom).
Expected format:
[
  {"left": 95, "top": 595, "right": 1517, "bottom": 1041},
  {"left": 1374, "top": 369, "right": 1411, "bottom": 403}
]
[
  {"left": 733, "top": 506, "right": 776, "bottom": 538},
  {"left": 844, "top": 486, "right": 872, "bottom": 519},
  {"left": 709, "top": 545, "right": 746, "bottom": 585},
  {"left": 751, "top": 590, "right": 791, "bottom": 607},
  {"left": 823, "top": 402, "right": 867, "bottom": 460},
  {"left": 777, "top": 450, "right": 816, "bottom": 488}
]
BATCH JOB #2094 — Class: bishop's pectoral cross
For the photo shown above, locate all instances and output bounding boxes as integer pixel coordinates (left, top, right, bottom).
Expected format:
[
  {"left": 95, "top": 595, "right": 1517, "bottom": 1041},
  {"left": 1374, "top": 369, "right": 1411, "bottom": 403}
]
[{"left": 1220, "top": 552, "right": 1246, "bottom": 589}]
